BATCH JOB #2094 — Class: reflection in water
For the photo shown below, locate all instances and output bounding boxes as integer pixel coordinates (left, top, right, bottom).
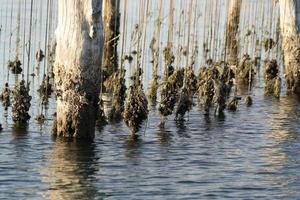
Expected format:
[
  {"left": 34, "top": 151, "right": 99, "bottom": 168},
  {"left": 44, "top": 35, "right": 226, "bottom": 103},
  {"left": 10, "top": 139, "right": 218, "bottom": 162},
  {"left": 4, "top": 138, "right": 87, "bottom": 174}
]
[
  {"left": 123, "top": 135, "right": 142, "bottom": 164},
  {"left": 157, "top": 129, "right": 172, "bottom": 147},
  {"left": 11, "top": 126, "right": 29, "bottom": 139},
  {"left": 263, "top": 96, "right": 300, "bottom": 175},
  {"left": 42, "top": 138, "right": 101, "bottom": 200}
]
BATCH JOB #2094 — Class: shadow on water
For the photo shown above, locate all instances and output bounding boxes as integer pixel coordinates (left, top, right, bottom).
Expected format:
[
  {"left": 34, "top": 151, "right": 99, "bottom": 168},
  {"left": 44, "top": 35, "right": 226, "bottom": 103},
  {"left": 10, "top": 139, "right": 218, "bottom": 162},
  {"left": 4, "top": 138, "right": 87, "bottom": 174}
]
[{"left": 42, "top": 137, "right": 105, "bottom": 200}]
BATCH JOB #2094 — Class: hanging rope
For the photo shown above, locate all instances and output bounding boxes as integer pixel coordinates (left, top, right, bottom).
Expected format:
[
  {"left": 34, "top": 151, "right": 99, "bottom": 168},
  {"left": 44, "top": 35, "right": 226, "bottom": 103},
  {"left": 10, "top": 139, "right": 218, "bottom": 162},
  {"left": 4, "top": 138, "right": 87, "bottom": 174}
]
[{"left": 26, "top": 0, "right": 34, "bottom": 86}]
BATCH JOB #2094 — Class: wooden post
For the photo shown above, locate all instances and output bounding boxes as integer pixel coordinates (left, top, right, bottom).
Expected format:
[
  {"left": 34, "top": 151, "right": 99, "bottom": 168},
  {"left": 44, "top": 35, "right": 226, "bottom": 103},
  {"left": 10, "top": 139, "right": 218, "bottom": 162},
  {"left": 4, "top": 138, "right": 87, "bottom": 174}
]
[
  {"left": 102, "top": 0, "right": 120, "bottom": 87},
  {"left": 279, "top": 0, "right": 300, "bottom": 95},
  {"left": 225, "top": 0, "right": 242, "bottom": 65},
  {"left": 53, "top": 0, "right": 104, "bottom": 138}
]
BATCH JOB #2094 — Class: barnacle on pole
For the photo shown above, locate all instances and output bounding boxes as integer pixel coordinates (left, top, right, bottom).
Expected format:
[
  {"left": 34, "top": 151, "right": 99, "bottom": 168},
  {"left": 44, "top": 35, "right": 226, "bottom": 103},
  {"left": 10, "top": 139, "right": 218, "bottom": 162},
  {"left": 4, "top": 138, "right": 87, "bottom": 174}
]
[
  {"left": 264, "top": 38, "right": 276, "bottom": 51},
  {"left": 124, "top": 69, "right": 148, "bottom": 135},
  {"left": 36, "top": 49, "right": 45, "bottom": 62},
  {"left": 264, "top": 59, "right": 281, "bottom": 98},
  {"left": 12, "top": 80, "right": 32, "bottom": 127},
  {"left": 35, "top": 113, "right": 45, "bottom": 124},
  {"left": 8, "top": 59, "right": 22, "bottom": 74},
  {"left": 0, "top": 83, "right": 11, "bottom": 110}
]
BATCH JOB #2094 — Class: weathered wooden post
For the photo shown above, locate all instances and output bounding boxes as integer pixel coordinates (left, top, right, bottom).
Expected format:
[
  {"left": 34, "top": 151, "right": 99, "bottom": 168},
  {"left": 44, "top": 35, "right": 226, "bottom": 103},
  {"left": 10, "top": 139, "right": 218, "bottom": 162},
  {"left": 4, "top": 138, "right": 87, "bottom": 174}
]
[
  {"left": 225, "top": 0, "right": 242, "bottom": 65},
  {"left": 102, "top": 0, "right": 120, "bottom": 80},
  {"left": 279, "top": 0, "right": 300, "bottom": 95},
  {"left": 53, "top": 0, "right": 104, "bottom": 138}
]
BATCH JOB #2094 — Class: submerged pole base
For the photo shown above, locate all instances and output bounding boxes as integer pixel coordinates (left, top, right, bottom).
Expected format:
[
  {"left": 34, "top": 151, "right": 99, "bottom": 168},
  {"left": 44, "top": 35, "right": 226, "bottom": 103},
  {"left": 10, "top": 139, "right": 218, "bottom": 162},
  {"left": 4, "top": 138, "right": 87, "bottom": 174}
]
[{"left": 53, "top": 99, "right": 98, "bottom": 139}]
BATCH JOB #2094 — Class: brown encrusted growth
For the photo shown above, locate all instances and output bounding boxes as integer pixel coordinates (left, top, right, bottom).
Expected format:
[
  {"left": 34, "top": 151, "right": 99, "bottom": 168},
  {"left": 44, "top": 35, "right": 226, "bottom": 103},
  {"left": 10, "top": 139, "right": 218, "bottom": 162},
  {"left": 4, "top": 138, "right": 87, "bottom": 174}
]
[
  {"left": 198, "top": 67, "right": 214, "bottom": 115},
  {"left": 159, "top": 68, "right": 184, "bottom": 118},
  {"left": 8, "top": 59, "right": 22, "bottom": 74},
  {"left": 0, "top": 83, "right": 11, "bottom": 110},
  {"left": 264, "top": 60, "right": 281, "bottom": 98},
  {"left": 104, "top": 69, "right": 127, "bottom": 121},
  {"left": 282, "top": 37, "right": 300, "bottom": 95},
  {"left": 124, "top": 69, "right": 148, "bottom": 134},
  {"left": 213, "top": 79, "right": 228, "bottom": 116},
  {"left": 38, "top": 75, "right": 53, "bottom": 104},
  {"left": 227, "top": 97, "right": 239, "bottom": 111},
  {"left": 175, "top": 87, "right": 193, "bottom": 121},
  {"left": 147, "top": 37, "right": 160, "bottom": 106},
  {"left": 237, "top": 54, "right": 255, "bottom": 85},
  {"left": 198, "top": 63, "right": 234, "bottom": 116},
  {"left": 147, "top": 74, "right": 160, "bottom": 106},
  {"left": 245, "top": 95, "right": 253, "bottom": 106},
  {"left": 185, "top": 67, "right": 198, "bottom": 94},
  {"left": 12, "top": 80, "right": 32, "bottom": 126},
  {"left": 163, "top": 46, "right": 175, "bottom": 69}
]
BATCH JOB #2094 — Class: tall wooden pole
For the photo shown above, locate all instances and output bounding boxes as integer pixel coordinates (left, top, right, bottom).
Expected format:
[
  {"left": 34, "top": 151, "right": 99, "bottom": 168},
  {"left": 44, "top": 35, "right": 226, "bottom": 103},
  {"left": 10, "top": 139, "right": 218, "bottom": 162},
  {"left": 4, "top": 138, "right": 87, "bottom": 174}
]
[
  {"left": 279, "top": 0, "right": 300, "bottom": 95},
  {"left": 225, "top": 0, "right": 242, "bottom": 65},
  {"left": 102, "top": 0, "right": 120, "bottom": 84},
  {"left": 54, "top": 0, "right": 104, "bottom": 138}
]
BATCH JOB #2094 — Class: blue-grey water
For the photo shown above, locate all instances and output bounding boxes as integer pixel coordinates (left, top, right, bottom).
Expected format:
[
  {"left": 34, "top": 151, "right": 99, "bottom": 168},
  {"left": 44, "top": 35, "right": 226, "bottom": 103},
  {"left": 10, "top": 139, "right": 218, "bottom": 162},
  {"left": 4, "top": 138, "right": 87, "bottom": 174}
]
[{"left": 1, "top": 0, "right": 300, "bottom": 199}]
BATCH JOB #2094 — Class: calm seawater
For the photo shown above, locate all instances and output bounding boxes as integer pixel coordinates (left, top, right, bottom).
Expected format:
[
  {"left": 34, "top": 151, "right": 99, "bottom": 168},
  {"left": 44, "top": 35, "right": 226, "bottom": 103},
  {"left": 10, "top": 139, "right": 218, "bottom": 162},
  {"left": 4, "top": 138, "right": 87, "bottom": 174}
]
[{"left": 1, "top": 0, "right": 300, "bottom": 199}]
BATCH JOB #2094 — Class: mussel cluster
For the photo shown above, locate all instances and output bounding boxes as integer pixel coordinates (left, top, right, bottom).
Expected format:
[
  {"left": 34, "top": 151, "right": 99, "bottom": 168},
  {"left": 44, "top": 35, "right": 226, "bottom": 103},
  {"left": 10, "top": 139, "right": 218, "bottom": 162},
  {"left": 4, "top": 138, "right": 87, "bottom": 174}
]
[
  {"left": 104, "top": 69, "right": 127, "bottom": 121},
  {"left": 12, "top": 80, "right": 32, "bottom": 125},
  {"left": 124, "top": 69, "right": 148, "bottom": 134},
  {"left": 175, "top": 87, "right": 193, "bottom": 120},
  {"left": 237, "top": 54, "right": 255, "bottom": 85},
  {"left": 159, "top": 67, "right": 184, "bottom": 125},
  {"left": 264, "top": 59, "right": 281, "bottom": 98},
  {"left": 147, "top": 74, "right": 160, "bottom": 106},
  {"left": 38, "top": 74, "right": 53, "bottom": 104},
  {"left": 0, "top": 123, "right": 3, "bottom": 131},
  {"left": 198, "top": 63, "right": 234, "bottom": 115},
  {"left": 185, "top": 67, "right": 198, "bottom": 94},
  {"left": 0, "top": 83, "right": 11, "bottom": 109}
]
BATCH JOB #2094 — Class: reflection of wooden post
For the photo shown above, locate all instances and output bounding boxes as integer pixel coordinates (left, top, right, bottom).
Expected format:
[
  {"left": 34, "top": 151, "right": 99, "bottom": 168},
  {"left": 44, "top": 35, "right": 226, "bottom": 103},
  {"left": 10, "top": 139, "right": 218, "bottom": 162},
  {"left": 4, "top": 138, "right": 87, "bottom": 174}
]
[
  {"left": 279, "top": 0, "right": 300, "bottom": 95},
  {"left": 102, "top": 0, "right": 120, "bottom": 89},
  {"left": 54, "top": 0, "right": 104, "bottom": 138},
  {"left": 43, "top": 140, "right": 98, "bottom": 199},
  {"left": 225, "top": 0, "right": 242, "bottom": 65}
]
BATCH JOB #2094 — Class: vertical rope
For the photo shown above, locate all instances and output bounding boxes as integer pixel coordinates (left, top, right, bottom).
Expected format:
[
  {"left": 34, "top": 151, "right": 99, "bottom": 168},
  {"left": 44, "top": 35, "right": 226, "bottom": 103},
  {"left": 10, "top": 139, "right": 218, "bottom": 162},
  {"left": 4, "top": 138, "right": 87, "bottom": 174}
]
[{"left": 26, "top": 0, "right": 34, "bottom": 86}]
